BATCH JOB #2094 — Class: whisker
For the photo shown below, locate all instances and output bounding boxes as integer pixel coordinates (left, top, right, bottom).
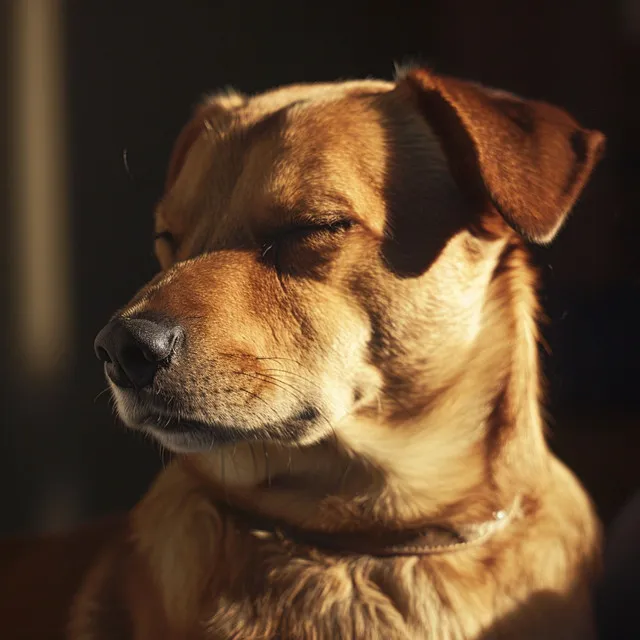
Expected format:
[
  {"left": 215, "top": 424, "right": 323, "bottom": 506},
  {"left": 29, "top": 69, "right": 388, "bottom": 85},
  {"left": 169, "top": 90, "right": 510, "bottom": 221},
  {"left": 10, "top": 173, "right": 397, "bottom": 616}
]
[
  {"left": 231, "top": 369, "right": 341, "bottom": 447},
  {"left": 229, "top": 370, "right": 307, "bottom": 405},
  {"left": 215, "top": 353, "right": 313, "bottom": 375},
  {"left": 262, "top": 442, "right": 271, "bottom": 487},
  {"left": 254, "top": 356, "right": 308, "bottom": 369},
  {"left": 259, "top": 368, "right": 323, "bottom": 391},
  {"left": 162, "top": 445, "right": 170, "bottom": 469},
  {"left": 247, "top": 372, "right": 307, "bottom": 399},
  {"left": 219, "top": 447, "right": 229, "bottom": 502},
  {"left": 249, "top": 443, "right": 258, "bottom": 478},
  {"left": 338, "top": 452, "right": 355, "bottom": 493},
  {"left": 93, "top": 387, "right": 111, "bottom": 403},
  {"left": 318, "top": 409, "right": 340, "bottom": 451},
  {"left": 236, "top": 386, "right": 284, "bottom": 423}
]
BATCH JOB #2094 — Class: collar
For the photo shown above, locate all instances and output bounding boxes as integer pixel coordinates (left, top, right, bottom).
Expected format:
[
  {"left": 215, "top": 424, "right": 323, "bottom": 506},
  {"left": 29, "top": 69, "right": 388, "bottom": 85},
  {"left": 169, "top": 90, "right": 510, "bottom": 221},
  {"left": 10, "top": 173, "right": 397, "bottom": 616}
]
[{"left": 218, "top": 497, "right": 520, "bottom": 558}]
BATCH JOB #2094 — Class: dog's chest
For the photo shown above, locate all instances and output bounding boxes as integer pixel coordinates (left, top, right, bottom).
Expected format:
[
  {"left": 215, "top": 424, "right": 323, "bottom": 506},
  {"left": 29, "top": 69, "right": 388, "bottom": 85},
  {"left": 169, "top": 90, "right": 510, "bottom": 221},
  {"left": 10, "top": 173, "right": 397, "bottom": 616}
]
[
  {"left": 149, "top": 523, "right": 524, "bottom": 640},
  {"left": 136, "top": 466, "right": 597, "bottom": 640}
]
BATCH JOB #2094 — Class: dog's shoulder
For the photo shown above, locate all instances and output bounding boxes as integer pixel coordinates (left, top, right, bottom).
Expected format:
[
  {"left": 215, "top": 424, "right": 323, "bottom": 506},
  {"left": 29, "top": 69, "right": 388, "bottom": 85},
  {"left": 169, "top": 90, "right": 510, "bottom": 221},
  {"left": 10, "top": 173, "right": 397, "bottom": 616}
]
[
  {"left": 69, "top": 490, "right": 185, "bottom": 640},
  {"left": 68, "top": 531, "right": 134, "bottom": 640}
]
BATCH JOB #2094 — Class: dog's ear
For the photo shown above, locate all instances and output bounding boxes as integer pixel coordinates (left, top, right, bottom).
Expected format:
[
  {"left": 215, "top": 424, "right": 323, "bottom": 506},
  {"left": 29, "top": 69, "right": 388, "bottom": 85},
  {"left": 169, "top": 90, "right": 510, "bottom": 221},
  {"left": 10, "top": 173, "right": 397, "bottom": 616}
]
[
  {"left": 165, "top": 89, "right": 246, "bottom": 191},
  {"left": 398, "top": 68, "right": 605, "bottom": 243}
]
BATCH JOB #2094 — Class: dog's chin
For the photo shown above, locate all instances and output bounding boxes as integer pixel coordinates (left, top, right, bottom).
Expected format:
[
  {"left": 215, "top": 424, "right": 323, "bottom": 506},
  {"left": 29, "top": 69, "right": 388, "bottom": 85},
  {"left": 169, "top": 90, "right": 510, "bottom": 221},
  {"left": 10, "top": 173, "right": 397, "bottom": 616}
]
[
  {"left": 143, "top": 413, "right": 324, "bottom": 453},
  {"left": 142, "top": 419, "right": 251, "bottom": 454},
  {"left": 144, "top": 423, "right": 218, "bottom": 454},
  {"left": 110, "top": 387, "right": 325, "bottom": 453}
]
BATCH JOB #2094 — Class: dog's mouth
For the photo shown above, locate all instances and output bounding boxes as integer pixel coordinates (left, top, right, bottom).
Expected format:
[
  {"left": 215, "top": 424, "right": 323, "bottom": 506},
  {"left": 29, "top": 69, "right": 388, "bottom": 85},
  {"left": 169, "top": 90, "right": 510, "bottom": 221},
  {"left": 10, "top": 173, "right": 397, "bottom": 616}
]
[{"left": 118, "top": 396, "right": 322, "bottom": 453}]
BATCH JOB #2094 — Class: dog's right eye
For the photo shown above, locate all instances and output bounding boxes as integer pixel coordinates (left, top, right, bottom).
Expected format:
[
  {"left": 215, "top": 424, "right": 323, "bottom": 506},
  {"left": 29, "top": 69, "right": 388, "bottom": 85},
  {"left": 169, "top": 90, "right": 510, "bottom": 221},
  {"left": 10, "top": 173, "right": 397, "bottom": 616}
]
[
  {"left": 154, "top": 230, "right": 177, "bottom": 270},
  {"left": 154, "top": 231, "right": 176, "bottom": 245}
]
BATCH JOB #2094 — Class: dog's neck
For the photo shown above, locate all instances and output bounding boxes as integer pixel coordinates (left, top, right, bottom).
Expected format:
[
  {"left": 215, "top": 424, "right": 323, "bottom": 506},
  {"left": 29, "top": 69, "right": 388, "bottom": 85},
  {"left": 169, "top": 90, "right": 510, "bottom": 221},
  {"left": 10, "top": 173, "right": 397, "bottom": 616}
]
[{"left": 185, "top": 240, "right": 548, "bottom": 532}]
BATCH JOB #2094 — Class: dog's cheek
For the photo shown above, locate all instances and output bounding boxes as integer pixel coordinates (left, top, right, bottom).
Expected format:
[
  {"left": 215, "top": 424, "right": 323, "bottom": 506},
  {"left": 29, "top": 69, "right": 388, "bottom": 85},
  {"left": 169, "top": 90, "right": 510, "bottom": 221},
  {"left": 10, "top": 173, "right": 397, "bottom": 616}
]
[
  {"left": 275, "top": 239, "right": 342, "bottom": 281},
  {"left": 303, "top": 287, "right": 374, "bottom": 417}
]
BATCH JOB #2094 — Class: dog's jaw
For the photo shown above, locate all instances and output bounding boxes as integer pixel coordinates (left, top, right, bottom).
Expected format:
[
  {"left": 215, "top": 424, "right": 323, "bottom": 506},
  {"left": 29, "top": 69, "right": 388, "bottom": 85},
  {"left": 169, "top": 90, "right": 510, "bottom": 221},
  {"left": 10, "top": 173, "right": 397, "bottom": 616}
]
[{"left": 110, "top": 379, "right": 333, "bottom": 453}]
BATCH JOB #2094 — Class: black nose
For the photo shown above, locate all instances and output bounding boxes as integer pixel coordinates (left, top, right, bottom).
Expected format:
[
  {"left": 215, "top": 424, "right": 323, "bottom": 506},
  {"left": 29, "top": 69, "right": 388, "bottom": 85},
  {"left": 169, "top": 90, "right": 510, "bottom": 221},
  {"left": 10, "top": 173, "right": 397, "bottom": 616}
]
[{"left": 94, "top": 315, "right": 183, "bottom": 389}]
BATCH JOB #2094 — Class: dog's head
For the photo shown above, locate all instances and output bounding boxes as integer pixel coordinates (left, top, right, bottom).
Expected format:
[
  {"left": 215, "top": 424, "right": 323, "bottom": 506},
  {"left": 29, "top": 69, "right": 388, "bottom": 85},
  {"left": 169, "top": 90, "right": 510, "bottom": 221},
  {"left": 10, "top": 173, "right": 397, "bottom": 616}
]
[{"left": 95, "top": 70, "right": 603, "bottom": 470}]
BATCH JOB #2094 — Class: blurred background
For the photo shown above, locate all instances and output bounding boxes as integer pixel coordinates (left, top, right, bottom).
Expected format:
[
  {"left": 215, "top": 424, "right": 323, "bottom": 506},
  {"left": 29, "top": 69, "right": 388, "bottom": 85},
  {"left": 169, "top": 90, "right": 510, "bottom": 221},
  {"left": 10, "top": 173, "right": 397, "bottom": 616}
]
[{"left": 0, "top": 0, "right": 638, "bottom": 536}]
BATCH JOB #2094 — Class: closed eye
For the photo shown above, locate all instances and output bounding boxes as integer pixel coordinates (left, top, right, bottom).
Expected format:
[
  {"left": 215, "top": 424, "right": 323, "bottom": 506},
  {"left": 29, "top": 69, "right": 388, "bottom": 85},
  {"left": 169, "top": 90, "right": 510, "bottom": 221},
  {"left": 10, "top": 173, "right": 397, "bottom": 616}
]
[
  {"left": 277, "top": 218, "right": 354, "bottom": 242},
  {"left": 261, "top": 218, "right": 354, "bottom": 258},
  {"left": 154, "top": 230, "right": 176, "bottom": 247},
  {"left": 154, "top": 230, "right": 178, "bottom": 270},
  {"left": 299, "top": 219, "right": 354, "bottom": 234}
]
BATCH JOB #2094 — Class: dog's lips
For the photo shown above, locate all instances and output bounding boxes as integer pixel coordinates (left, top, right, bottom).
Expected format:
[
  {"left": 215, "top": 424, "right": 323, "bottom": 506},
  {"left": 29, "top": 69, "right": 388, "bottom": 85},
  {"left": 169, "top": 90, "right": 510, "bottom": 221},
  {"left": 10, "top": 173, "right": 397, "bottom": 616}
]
[
  {"left": 129, "top": 405, "right": 323, "bottom": 452},
  {"left": 107, "top": 377, "right": 325, "bottom": 451},
  {"left": 139, "top": 413, "right": 247, "bottom": 451},
  {"left": 132, "top": 409, "right": 247, "bottom": 441}
]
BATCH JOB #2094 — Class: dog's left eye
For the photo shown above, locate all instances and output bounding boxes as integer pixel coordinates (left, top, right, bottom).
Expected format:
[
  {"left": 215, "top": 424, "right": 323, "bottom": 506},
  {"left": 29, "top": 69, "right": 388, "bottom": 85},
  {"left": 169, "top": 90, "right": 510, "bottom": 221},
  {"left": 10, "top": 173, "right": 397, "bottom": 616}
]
[
  {"left": 263, "top": 219, "right": 352, "bottom": 251},
  {"left": 294, "top": 218, "right": 353, "bottom": 238},
  {"left": 154, "top": 230, "right": 176, "bottom": 246},
  {"left": 266, "top": 219, "right": 353, "bottom": 249},
  {"left": 154, "top": 230, "right": 178, "bottom": 270},
  {"left": 261, "top": 218, "right": 354, "bottom": 271}
]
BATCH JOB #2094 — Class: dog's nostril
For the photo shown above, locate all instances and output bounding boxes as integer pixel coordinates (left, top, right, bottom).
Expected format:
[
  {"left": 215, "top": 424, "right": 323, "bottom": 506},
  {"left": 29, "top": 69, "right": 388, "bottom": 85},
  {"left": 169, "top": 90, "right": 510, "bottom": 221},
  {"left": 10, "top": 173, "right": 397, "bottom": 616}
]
[
  {"left": 95, "top": 345, "right": 112, "bottom": 364},
  {"left": 94, "top": 315, "right": 183, "bottom": 389},
  {"left": 122, "top": 344, "right": 152, "bottom": 369}
]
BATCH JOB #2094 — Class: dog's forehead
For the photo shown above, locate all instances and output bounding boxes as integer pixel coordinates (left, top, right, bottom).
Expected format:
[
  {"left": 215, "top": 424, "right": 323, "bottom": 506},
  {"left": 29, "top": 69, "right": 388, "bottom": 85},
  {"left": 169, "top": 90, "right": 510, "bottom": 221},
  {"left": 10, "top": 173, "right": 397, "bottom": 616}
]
[
  {"left": 232, "top": 92, "right": 393, "bottom": 229},
  {"left": 244, "top": 79, "right": 393, "bottom": 113},
  {"left": 158, "top": 81, "right": 398, "bottom": 242}
]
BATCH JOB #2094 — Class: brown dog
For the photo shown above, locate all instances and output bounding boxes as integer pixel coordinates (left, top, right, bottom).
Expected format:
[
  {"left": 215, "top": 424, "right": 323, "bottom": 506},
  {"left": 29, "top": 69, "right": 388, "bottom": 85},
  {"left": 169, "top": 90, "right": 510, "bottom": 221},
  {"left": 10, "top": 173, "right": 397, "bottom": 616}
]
[{"left": 64, "top": 68, "right": 603, "bottom": 639}]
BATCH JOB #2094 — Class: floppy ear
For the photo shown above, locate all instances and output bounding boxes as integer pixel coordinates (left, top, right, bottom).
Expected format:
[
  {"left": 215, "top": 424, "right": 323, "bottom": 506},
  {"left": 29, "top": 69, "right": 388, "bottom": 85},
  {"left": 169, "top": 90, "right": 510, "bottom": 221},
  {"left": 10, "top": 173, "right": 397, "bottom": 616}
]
[{"left": 398, "top": 68, "right": 605, "bottom": 243}]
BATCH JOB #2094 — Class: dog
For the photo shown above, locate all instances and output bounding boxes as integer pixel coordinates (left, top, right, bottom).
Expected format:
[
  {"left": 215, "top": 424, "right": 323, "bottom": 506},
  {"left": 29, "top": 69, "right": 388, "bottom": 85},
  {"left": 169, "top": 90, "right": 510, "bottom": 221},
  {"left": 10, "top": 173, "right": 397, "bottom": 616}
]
[{"left": 17, "top": 67, "right": 607, "bottom": 639}]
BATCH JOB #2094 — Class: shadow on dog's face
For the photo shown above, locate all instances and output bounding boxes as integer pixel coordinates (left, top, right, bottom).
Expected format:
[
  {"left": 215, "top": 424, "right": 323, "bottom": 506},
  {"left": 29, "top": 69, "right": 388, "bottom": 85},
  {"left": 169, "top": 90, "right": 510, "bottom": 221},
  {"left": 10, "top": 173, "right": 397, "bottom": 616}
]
[{"left": 95, "top": 73, "right": 603, "bottom": 455}]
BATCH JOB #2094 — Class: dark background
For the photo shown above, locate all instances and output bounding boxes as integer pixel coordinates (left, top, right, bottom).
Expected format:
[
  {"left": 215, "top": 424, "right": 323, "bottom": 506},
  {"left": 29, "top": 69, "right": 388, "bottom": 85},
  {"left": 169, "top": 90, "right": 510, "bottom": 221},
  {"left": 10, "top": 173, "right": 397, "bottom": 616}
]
[{"left": 0, "top": 0, "right": 638, "bottom": 536}]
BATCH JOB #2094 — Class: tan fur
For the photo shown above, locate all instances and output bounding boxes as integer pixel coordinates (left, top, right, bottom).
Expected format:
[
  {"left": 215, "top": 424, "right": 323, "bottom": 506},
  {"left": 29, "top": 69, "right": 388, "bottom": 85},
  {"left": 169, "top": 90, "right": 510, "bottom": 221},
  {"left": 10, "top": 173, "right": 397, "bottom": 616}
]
[{"left": 67, "top": 70, "right": 603, "bottom": 639}]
